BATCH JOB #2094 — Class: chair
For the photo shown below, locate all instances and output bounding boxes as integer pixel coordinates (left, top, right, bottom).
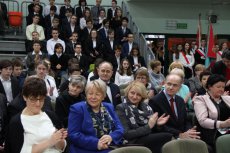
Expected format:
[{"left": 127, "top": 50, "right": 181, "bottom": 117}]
[
  {"left": 109, "top": 146, "right": 152, "bottom": 153},
  {"left": 8, "top": 11, "right": 23, "bottom": 35},
  {"left": 216, "top": 134, "right": 230, "bottom": 153},
  {"left": 162, "top": 139, "right": 209, "bottom": 153}
]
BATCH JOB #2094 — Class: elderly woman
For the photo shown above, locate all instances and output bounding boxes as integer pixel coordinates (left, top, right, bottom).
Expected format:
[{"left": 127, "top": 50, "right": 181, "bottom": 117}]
[
  {"left": 68, "top": 79, "right": 124, "bottom": 153},
  {"left": 55, "top": 75, "right": 86, "bottom": 128},
  {"left": 194, "top": 74, "right": 230, "bottom": 151},
  {"left": 116, "top": 81, "right": 172, "bottom": 153},
  {"left": 5, "top": 77, "right": 67, "bottom": 153}
]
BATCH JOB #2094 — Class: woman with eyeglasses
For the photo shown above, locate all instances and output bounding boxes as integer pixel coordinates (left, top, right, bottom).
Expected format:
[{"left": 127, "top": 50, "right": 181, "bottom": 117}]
[{"left": 5, "top": 77, "right": 67, "bottom": 153}]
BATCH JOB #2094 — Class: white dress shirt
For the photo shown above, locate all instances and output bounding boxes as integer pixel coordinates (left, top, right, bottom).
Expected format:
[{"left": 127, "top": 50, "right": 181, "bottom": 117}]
[
  {"left": 46, "top": 38, "right": 66, "bottom": 55},
  {"left": 26, "top": 24, "right": 45, "bottom": 41}
]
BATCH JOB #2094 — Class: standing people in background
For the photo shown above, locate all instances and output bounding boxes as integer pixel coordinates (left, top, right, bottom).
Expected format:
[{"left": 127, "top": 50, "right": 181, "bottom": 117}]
[
  {"left": 26, "top": 14, "right": 45, "bottom": 41},
  {"left": 107, "top": 0, "right": 118, "bottom": 21},
  {"left": 149, "top": 74, "right": 200, "bottom": 139},
  {"left": 148, "top": 60, "right": 165, "bottom": 93},
  {"left": 91, "top": 0, "right": 104, "bottom": 28},
  {"left": 46, "top": 17, "right": 64, "bottom": 40},
  {"left": 59, "top": 0, "right": 74, "bottom": 19},
  {"left": 68, "top": 79, "right": 124, "bottom": 153},
  {"left": 174, "top": 42, "right": 195, "bottom": 79},
  {"left": 216, "top": 42, "right": 229, "bottom": 62},
  {"left": 44, "top": 0, "right": 60, "bottom": 16},
  {"left": 5, "top": 77, "right": 67, "bottom": 153},
  {"left": 190, "top": 40, "right": 197, "bottom": 54},
  {"left": 0, "top": 60, "right": 20, "bottom": 104},
  {"left": 194, "top": 39, "right": 207, "bottom": 65},
  {"left": 47, "top": 28, "right": 66, "bottom": 56},
  {"left": 116, "top": 81, "right": 172, "bottom": 153},
  {"left": 28, "top": 0, "right": 43, "bottom": 15}
]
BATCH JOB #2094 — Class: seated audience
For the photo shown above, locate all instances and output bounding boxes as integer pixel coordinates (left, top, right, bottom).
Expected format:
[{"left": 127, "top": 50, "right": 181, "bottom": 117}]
[
  {"left": 47, "top": 28, "right": 66, "bottom": 56},
  {"left": 115, "top": 58, "right": 134, "bottom": 86},
  {"left": 26, "top": 41, "right": 49, "bottom": 76},
  {"left": 98, "top": 19, "right": 110, "bottom": 41},
  {"left": 26, "top": 4, "right": 44, "bottom": 27},
  {"left": 59, "top": 0, "right": 74, "bottom": 19},
  {"left": 115, "top": 17, "right": 132, "bottom": 45},
  {"left": 25, "top": 31, "right": 47, "bottom": 53},
  {"left": 68, "top": 79, "right": 124, "bottom": 153},
  {"left": 122, "top": 33, "right": 138, "bottom": 57},
  {"left": 197, "top": 70, "right": 211, "bottom": 96},
  {"left": 46, "top": 17, "right": 64, "bottom": 40},
  {"left": 26, "top": 14, "right": 45, "bottom": 41},
  {"left": 0, "top": 60, "right": 20, "bottom": 104},
  {"left": 55, "top": 75, "right": 86, "bottom": 128},
  {"left": 116, "top": 81, "right": 172, "bottom": 153},
  {"left": 94, "top": 9, "right": 106, "bottom": 29},
  {"left": 28, "top": 0, "right": 43, "bottom": 15},
  {"left": 148, "top": 60, "right": 165, "bottom": 93},
  {"left": 149, "top": 74, "right": 200, "bottom": 139},
  {"left": 91, "top": 0, "right": 104, "bottom": 27},
  {"left": 128, "top": 46, "right": 146, "bottom": 72},
  {"left": 5, "top": 77, "right": 67, "bottom": 153},
  {"left": 193, "top": 74, "right": 230, "bottom": 152},
  {"left": 107, "top": 0, "right": 118, "bottom": 21},
  {"left": 61, "top": 8, "right": 73, "bottom": 28},
  {"left": 110, "top": 8, "right": 122, "bottom": 30},
  {"left": 63, "top": 15, "right": 80, "bottom": 41},
  {"left": 44, "top": 0, "right": 60, "bottom": 16},
  {"left": 11, "top": 58, "right": 26, "bottom": 89},
  {"left": 66, "top": 32, "right": 80, "bottom": 55},
  {"left": 79, "top": 8, "right": 91, "bottom": 30},
  {"left": 44, "top": 6, "right": 59, "bottom": 31},
  {"left": 75, "top": 0, "right": 90, "bottom": 22},
  {"left": 0, "top": 2, "right": 8, "bottom": 35}
]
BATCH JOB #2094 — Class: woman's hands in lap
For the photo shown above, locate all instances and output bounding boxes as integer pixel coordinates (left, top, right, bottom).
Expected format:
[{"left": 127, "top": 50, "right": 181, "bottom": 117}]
[{"left": 97, "top": 135, "right": 112, "bottom": 150}]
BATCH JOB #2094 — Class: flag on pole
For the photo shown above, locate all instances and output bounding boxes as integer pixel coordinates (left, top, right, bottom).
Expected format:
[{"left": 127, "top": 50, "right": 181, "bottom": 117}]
[
  {"left": 196, "top": 14, "right": 202, "bottom": 49},
  {"left": 207, "top": 23, "right": 216, "bottom": 58}
]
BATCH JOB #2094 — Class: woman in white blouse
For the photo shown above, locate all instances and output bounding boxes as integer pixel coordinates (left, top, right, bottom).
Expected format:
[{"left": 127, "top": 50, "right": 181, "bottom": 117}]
[
  {"left": 115, "top": 58, "right": 134, "bottom": 86},
  {"left": 173, "top": 42, "right": 195, "bottom": 79},
  {"left": 5, "top": 77, "right": 67, "bottom": 153}
]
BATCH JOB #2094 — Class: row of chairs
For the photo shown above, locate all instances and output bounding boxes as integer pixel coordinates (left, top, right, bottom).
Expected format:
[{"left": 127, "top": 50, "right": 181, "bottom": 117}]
[{"left": 108, "top": 134, "right": 230, "bottom": 153}]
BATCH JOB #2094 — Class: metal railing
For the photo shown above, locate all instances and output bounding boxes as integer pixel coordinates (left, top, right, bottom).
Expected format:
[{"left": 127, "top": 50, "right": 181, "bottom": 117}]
[
  {"left": 0, "top": 0, "right": 19, "bottom": 12},
  {"left": 121, "top": 1, "right": 155, "bottom": 67}
]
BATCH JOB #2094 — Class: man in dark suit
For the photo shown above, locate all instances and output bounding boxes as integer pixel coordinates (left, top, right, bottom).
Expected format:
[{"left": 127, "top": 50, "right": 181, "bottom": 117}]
[
  {"left": 28, "top": 0, "right": 43, "bottom": 15},
  {"left": 107, "top": 0, "right": 117, "bottom": 21},
  {"left": 26, "top": 4, "right": 44, "bottom": 27},
  {"left": 122, "top": 33, "right": 138, "bottom": 57},
  {"left": 149, "top": 74, "right": 200, "bottom": 139},
  {"left": 63, "top": 15, "right": 80, "bottom": 40},
  {"left": 80, "top": 19, "right": 94, "bottom": 42},
  {"left": 0, "top": 60, "right": 20, "bottom": 104},
  {"left": 98, "top": 19, "right": 110, "bottom": 41},
  {"left": 59, "top": 0, "right": 74, "bottom": 19},
  {"left": 115, "top": 17, "right": 132, "bottom": 45},
  {"left": 66, "top": 32, "right": 80, "bottom": 55},
  {"left": 44, "top": 5, "right": 59, "bottom": 30},
  {"left": 75, "top": 0, "right": 89, "bottom": 24},
  {"left": 91, "top": 61, "right": 121, "bottom": 107}
]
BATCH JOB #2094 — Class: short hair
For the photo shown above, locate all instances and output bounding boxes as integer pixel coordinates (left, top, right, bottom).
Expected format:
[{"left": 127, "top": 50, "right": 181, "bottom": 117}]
[
  {"left": 170, "top": 68, "right": 185, "bottom": 80},
  {"left": 166, "top": 73, "right": 183, "bottom": 84},
  {"left": 86, "top": 19, "right": 93, "bottom": 24},
  {"left": 194, "top": 64, "right": 205, "bottom": 72},
  {"left": 124, "top": 81, "right": 148, "bottom": 99},
  {"left": 33, "top": 40, "right": 41, "bottom": 46},
  {"left": 68, "top": 64, "right": 81, "bottom": 74},
  {"left": 114, "top": 45, "right": 122, "bottom": 51},
  {"left": 134, "top": 67, "right": 149, "bottom": 82},
  {"left": 168, "top": 61, "right": 184, "bottom": 73},
  {"left": 85, "top": 79, "right": 107, "bottom": 98},
  {"left": 130, "top": 45, "right": 140, "bottom": 56},
  {"left": 206, "top": 74, "right": 226, "bottom": 89},
  {"left": 32, "top": 14, "right": 40, "bottom": 18},
  {"left": 12, "top": 58, "right": 23, "bottom": 68},
  {"left": 102, "top": 19, "right": 109, "bottom": 25},
  {"left": 53, "top": 17, "right": 59, "bottom": 23},
  {"left": 50, "top": 5, "right": 57, "bottom": 12},
  {"left": 52, "top": 28, "right": 59, "bottom": 33},
  {"left": 0, "top": 59, "right": 12, "bottom": 70},
  {"left": 112, "top": 0, "right": 117, "bottom": 4},
  {"left": 22, "top": 77, "right": 47, "bottom": 98},
  {"left": 199, "top": 70, "right": 212, "bottom": 81},
  {"left": 122, "top": 17, "right": 129, "bottom": 22},
  {"left": 149, "top": 60, "right": 161, "bottom": 70},
  {"left": 69, "top": 75, "right": 86, "bottom": 92},
  {"left": 221, "top": 50, "right": 230, "bottom": 60},
  {"left": 74, "top": 42, "right": 82, "bottom": 48},
  {"left": 78, "top": 0, "right": 87, "bottom": 6},
  {"left": 66, "top": 8, "right": 73, "bottom": 13},
  {"left": 108, "top": 29, "right": 114, "bottom": 35},
  {"left": 35, "top": 60, "right": 49, "bottom": 70}
]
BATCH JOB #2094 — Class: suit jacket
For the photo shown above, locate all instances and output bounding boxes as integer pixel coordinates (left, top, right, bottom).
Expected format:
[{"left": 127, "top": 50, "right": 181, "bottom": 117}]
[
  {"left": 193, "top": 94, "right": 230, "bottom": 144},
  {"left": 107, "top": 8, "right": 116, "bottom": 21},
  {"left": 103, "top": 83, "right": 122, "bottom": 107},
  {"left": 50, "top": 54, "right": 69, "bottom": 72},
  {"left": 59, "top": 6, "right": 74, "bottom": 19},
  {"left": 85, "top": 38, "right": 103, "bottom": 57},
  {"left": 127, "top": 55, "right": 146, "bottom": 70},
  {"left": 71, "top": 54, "right": 89, "bottom": 73},
  {"left": 115, "top": 27, "right": 132, "bottom": 44},
  {"left": 75, "top": 6, "right": 90, "bottom": 19},
  {"left": 63, "top": 23, "right": 80, "bottom": 40},
  {"left": 98, "top": 28, "right": 108, "bottom": 41},
  {"left": 122, "top": 42, "right": 138, "bottom": 57},
  {"left": 0, "top": 77, "right": 20, "bottom": 102},
  {"left": 28, "top": 3, "right": 43, "bottom": 15},
  {"left": 68, "top": 102, "right": 124, "bottom": 153},
  {"left": 26, "top": 13, "right": 45, "bottom": 27},
  {"left": 65, "top": 41, "right": 79, "bottom": 55},
  {"left": 44, "top": 14, "right": 59, "bottom": 30},
  {"left": 149, "top": 91, "right": 187, "bottom": 137},
  {"left": 80, "top": 27, "right": 93, "bottom": 42}
]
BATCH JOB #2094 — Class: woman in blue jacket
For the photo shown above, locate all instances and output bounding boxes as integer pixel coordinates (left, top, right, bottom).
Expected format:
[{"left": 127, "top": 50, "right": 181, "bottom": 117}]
[{"left": 68, "top": 79, "right": 124, "bottom": 153}]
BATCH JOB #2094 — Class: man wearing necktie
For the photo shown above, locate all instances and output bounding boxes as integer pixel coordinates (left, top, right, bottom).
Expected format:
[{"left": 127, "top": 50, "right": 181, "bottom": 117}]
[{"left": 149, "top": 74, "right": 200, "bottom": 139}]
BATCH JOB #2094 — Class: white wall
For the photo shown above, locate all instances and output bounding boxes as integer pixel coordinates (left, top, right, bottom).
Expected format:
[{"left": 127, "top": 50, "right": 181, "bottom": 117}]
[{"left": 124, "top": 1, "right": 230, "bottom": 34}]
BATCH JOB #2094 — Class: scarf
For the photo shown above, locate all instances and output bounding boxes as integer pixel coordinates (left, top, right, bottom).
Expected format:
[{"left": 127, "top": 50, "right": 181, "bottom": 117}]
[
  {"left": 87, "top": 103, "right": 115, "bottom": 138},
  {"left": 123, "top": 98, "right": 153, "bottom": 129}
]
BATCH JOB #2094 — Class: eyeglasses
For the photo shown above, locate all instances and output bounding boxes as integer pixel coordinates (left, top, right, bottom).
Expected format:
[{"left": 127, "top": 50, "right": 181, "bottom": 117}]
[{"left": 28, "top": 97, "right": 45, "bottom": 103}]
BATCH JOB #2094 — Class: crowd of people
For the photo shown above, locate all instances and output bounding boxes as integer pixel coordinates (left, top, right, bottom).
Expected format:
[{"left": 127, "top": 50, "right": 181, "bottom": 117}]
[{"left": 0, "top": 0, "right": 230, "bottom": 153}]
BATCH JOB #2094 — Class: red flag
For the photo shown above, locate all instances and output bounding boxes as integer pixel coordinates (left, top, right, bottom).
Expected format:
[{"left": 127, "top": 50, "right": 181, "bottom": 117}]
[
  {"left": 207, "top": 23, "right": 216, "bottom": 58},
  {"left": 196, "top": 14, "right": 202, "bottom": 49}
]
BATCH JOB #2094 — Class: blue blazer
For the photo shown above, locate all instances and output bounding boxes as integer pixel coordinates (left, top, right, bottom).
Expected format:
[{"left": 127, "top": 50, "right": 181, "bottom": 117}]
[{"left": 68, "top": 102, "right": 124, "bottom": 153}]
